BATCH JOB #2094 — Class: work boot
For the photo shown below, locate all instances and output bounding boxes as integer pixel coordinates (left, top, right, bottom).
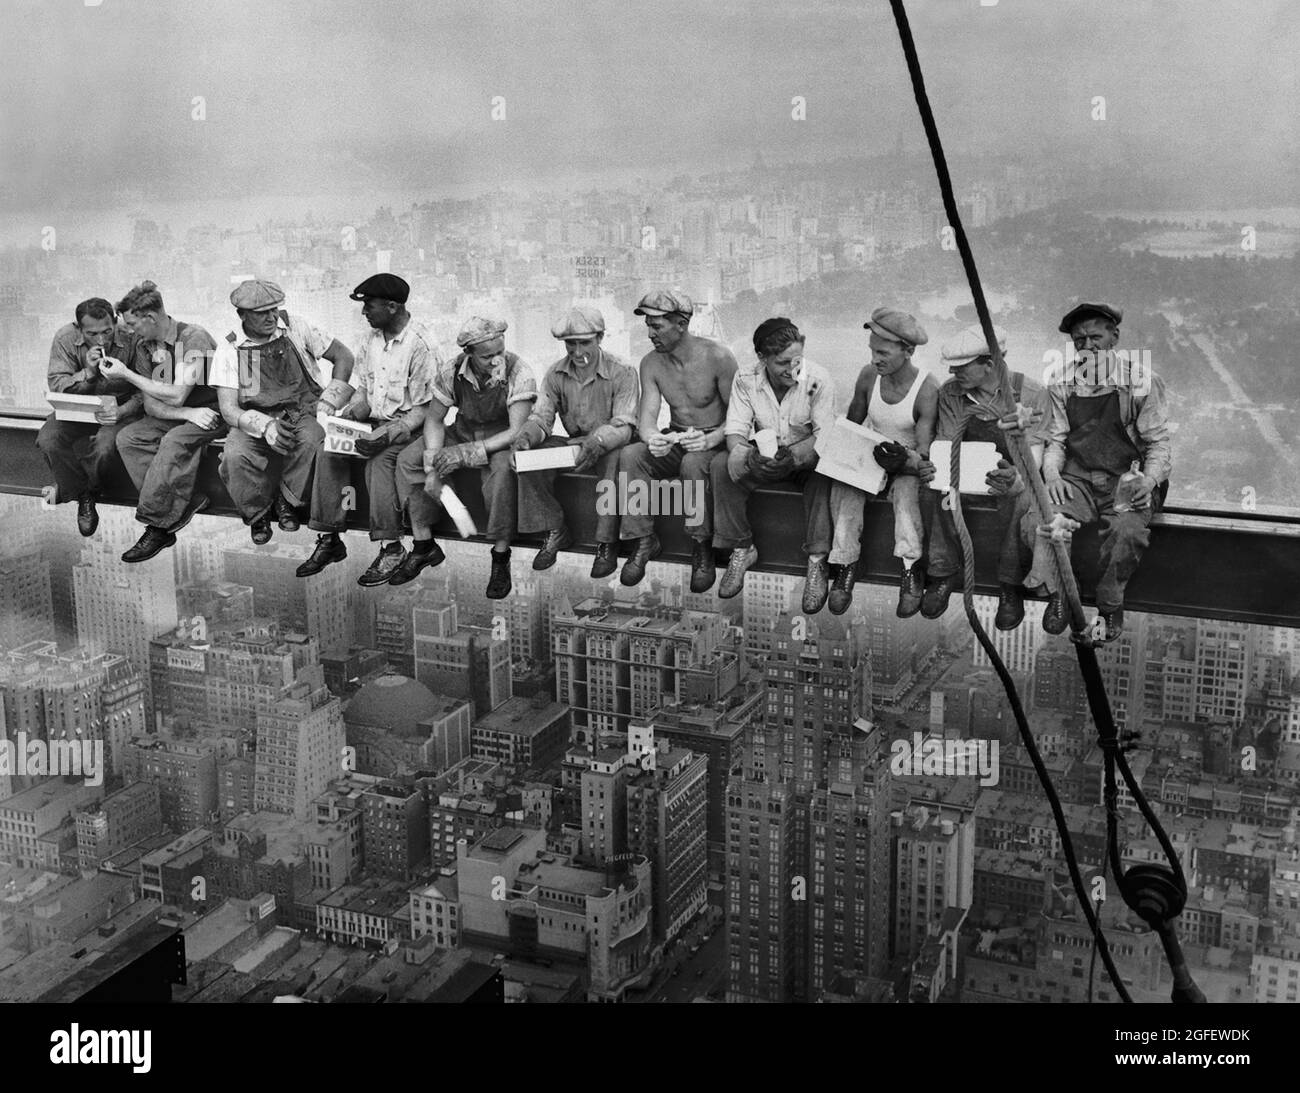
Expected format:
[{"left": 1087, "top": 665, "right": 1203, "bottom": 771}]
[
  {"left": 1042, "top": 592, "right": 1068, "bottom": 635},
  {"left": 76, "top": 494, "right": 98, "bottom": 538},
  {"left": 121, "top": 526, "right": 177, "bottom": 564},
  {"left": 167, "top": 492, "right": 210, "bottom": 535},
  {"left": 533, "top": 526, "right": 573, "bottom": 571},
  {"left": 620, "top": 535, "right": 661, "bottom": 587},
  {"left": 486, "top": 548, "right": 512, "bottom": 600},
  {"left": 590, "top": 542, "right": 618, "bottom": 580},
  {"left": 295, "top": 533, "right": 346, "bottom": 577},
  {"left": 718, "top": 544, "right": 758, "bottom": 600},
  {"left": 920, "top": 574, "right": 962, "bottom": 619},
  {"left": 802, "top": 556, "right": 829, "bottom": 614},
  {"left": 828, "top": 563, "right": 856, "bottom": 616},
  {"left": 1100, "top": 607, "right": 1124, "bottom": 643},
  {"left": 275, "top": 495, "right": 300, "bottom": 532},
  {"left": 690, "top": 539, "right": 717, "bottom": 594},
  {"left": 250, "top": 513, "right": 273, "bottom": 545},
  {"left": 388, "top": 539, "right": 445, "bottom": 585},
  {"left": 897, "top": 562, "right": 925, "bottom": 619},
  {"left": 358, "top": 542, "right": 407, "bottom": 587},
  {"left": 994, "top": 583, "right": 1025, "bottom": 631}
]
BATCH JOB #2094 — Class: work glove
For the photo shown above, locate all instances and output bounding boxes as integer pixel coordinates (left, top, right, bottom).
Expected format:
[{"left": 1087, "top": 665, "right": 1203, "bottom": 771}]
[
  {"left": 354, "top": 427, "right": 390, "bottom": 457},
  {"left": 572, "top": 435, "right": 605, "bottom": 473},
  {"left": 431, "top": 441, "right": 488, "bottom": 476},
  {"left": 873, "top": 440, "right": 910, "bottom": 475},
  {"left": 985, "top": 458, "right": 1023, "bottom": 497}
]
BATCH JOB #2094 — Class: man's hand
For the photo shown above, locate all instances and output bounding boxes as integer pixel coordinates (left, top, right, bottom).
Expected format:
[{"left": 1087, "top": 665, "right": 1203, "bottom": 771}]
[
  {"left": 264, "top": 420, "right": 295, "bottom": 454},
  {"left": 424, "top": 471, "right": 441, "bottom": 499},
  {"left": 917, "top": 457, "right": 936, "bottom": 484},
  {"left": 1127, "top": 474, "right": 1156, "bottom": 508},
  {"left": 354, "top": 427, "right": 390, "bottom": 457},
  {"left": 873, "top": 440, "right": 910, "bottom": 475},
  {"left": 94, "top": 401, "right": 121, "bottom": 425},
  {"left": 1045, "top": 476, "right": 1074, "bottom": 505},
  {"left": 646, "top": 432, "right": 672, "bottom": 458},
  {"left": 511, "top": 431, "right": 534, "bottom": 452},
  {"left": 985, "top": 459, "right": 1023, "bottom": 497},
  {"left": 431, "top": 443, "right": 485, "bottom": 476},
  {"left": 678, "top": 428, "right": 709, "bottom": 453},
  {"left": 98, "top": 355, "right": 132, "bottom": 382},
  {"left": 572, "top": 435, "right": 604, "bottom": 473},
  {"left": 187, "top": 407, "right": 221, "bottom": 431}
]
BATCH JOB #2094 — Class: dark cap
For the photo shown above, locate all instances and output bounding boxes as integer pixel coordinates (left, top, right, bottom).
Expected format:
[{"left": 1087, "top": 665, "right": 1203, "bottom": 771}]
[
  {"left": 1059, "top": 301, "right": 1122, "bottom": 334},
  {"left": 350, "top": 273, "right": 410, "bottom": 304}
]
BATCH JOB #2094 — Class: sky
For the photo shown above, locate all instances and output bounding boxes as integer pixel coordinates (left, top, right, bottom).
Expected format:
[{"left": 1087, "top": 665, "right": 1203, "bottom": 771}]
[{"left": 1, "top": 0, "right": 1296, "bottom": 218}]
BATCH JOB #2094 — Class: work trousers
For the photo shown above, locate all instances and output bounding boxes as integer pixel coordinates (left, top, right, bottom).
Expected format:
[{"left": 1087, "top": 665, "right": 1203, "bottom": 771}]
[
  {"left": 309, "top": 442, "right": 406, "bottom": 541},
  {"left": 36, "top": 416, "right": 132, "bottom": 503},
  {"left": 395, "top": 424, "right": 517, "bottom": 542},
  {"left": 516, "top": 436, "right": 622, "bottom": 542},
  {"left": 711, "top": 461, "right": 831, "bottom": 555},
  {"left": 116, "top": 415, "right": 228, "bottom": 529},
  {"left": 1022, "top": 469, "right": 1159, "bottom": 611},
  {"left": 616, "top": 441, "right": 720, "bottom": 542},
  {"left": 828, "top": 474, "right": 924, "bottom": 568},
  {"left": 220, "top": 415, "right": 326, "bottom": 523},
  {"left": 928, "top": 486, "right": 1032, "bottom": 585}
]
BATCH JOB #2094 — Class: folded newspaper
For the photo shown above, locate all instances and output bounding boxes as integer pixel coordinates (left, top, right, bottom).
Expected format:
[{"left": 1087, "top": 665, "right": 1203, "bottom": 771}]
[
  {"left": 813, "top": 418, "right": 890, "bottom": 495},
  {"left": 46, "top": 391, "right": 115, "bottom": 424},
  {"left": 927, "top": 441, "right": 1000, "bottom": 495},
  {"left": 323, "top": 415, "right": 374, "bottom": 457}
]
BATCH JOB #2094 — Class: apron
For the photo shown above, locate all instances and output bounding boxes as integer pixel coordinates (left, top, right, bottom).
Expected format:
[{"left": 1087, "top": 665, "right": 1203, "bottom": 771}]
[
  {"left": 450, "top": 352, "right": 512, "bottom": 439},
  {"left": 232, "top": 312, "right": 322, "bottom": 415},
  {"left": 1064, "top": 389, "right": 1139, "bottom": 477},
  {"left": 962, "top": 372, "right": 1024, "bottom": 459}
]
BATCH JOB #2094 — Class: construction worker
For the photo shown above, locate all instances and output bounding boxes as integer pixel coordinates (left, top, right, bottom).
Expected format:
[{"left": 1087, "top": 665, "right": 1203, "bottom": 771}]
[
  {"left": 393, "top": 316, "right": 537, "bottom": 597},
  {"left": 618, "top": 289, "right": 738, "bottom": 591},
  {"left": 1023, "top": 302, "right": 1172, "bottom": 642},
  {"left": 101, "top": 281, "right": 224, "bottom": 562},
  {"left": 824, "top": 308, "right": 938, "bottom": 617},
  {"left": 298, "top": 273, "right": 439, "bottom": 584},
  {"left": 919, "top": 326, "right": 1047, "bottom": 628},
  {"left": 37, "top": 297, "right": 141, "bottom": 536},
  {"left": 511, "top": 305, "right": 638, "bottom": 578},
  {"left": 209, "top": 279, "right": 355, "bottom": 545},
  {"left": 712, "top": 317, "right": 836, "bottom": 605}
]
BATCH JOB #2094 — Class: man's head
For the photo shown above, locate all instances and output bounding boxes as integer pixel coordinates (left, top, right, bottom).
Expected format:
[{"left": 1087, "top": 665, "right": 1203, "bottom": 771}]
[
  {"left": 350, "top": 273, "right": 410, "bottom": 332},
  {"left": 457, "top": 316, "right": 508, "bottom": 367},
  {"left": 753, "top": 317, "right": 805, "bottom": 392},
  {"left": 1060, "top": 302, "right": 1122, "bottom": 355},
  {"left": 863, "top": 308, "right": 927, "bottom": 376},
  {"left": 230, "top": 279, "right": 286, "bottom": 338},
  {"left": 73, "top": 298, "right": 117, "bottom": 349},
  {"left": 552, "top": 306, "right": 605, "bottom": 366},
  {"left": 941, "top": 325, "right": 1008, "bottom": 393},
  {"left": 116, "top": 281, "right": 166, "bottom": 339},
  {"left": 635, "top": 289, "right": 694, "bottom": 355}
]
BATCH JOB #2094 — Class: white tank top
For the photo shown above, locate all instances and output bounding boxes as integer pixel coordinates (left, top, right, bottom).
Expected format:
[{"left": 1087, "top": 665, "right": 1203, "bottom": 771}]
[{"left": 866, "top": 369, "right": 925, "bottom": 447}]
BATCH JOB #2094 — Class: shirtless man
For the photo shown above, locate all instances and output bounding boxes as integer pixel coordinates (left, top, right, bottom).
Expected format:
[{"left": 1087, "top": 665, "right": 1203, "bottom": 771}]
[
  {"left": 617, "top": 289, "right": 738, "bottom": 592},
  {"left": 824, "top": 308, "right": 938, "bottom": 617}
]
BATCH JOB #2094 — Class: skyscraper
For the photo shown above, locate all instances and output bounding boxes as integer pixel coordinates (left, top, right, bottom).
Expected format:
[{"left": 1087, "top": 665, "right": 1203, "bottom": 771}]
[
  {"left": 253, "top": 664, "right": 346, "bottom": 820},
  {"left": 222, "top": 541, "right": 349, "bottom": 653}
]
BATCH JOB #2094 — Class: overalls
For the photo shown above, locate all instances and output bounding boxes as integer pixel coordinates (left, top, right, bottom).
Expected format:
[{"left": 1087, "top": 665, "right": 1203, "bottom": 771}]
[
  {"left": 396, "top": 353, "right": 520, "bottom": 541},
  {"left": 927, "top": 373, "right": 1032, "bottom": 584},
  {"left": 1024, "top": 389, "right": 1156, "bottom": 611},
  {"left": 116, "top": 320, "right": 230, "bottom": 529},
  {"left": 219, "top": 315, "right": 327, "bottom": 522}
]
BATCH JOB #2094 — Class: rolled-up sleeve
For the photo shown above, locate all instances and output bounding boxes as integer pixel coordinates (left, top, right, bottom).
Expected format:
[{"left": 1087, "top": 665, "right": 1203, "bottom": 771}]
[
  {"left": 47, "top": 329, "right": 93, "bottom": 394},
  {"left": 725, "top": 375, "right": 756, "bottom": 440},
  {"left": 589, "top": 364, "right": 640, "bottom": 450},
  {"left": 791, "top": 373, "right": 837, "bottom": 469},
  {"left": 1135, "top": 374, "right": 1173, "bottom": 484},
  {"left": 1040, "top": 384, "right": 1070, "bottom": 478},
  {"left": 506, "top": 357, "right": 538, "bottom": 407},
  {"left": 208, "top": 339, "right": 240, "bottom": 389},
  {"left": 430, "top": 355, "right": 458, "bottom": 408}
]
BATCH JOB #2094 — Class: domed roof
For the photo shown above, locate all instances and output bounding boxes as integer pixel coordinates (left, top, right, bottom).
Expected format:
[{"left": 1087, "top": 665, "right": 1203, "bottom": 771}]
[{"left": 344, "top": 674, "right": 439, "bottom": 738}]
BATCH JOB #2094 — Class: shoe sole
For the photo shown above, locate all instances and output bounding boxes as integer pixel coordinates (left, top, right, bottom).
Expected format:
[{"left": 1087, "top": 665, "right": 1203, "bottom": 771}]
[
  {"left": 121, "top": 533, "right": 177, "bottom": 563},
  {"left": 296, "top": 549, "right": 347, "bottom": 577},
  {"left": 896, "top": 599, "right": 922, "bottom": 619},
  {"left": 388, "top": 552, "right": 443, "bottom": 585},
  {"left": 358, "top": 570, "right": 400, "bottom": 587},
  {"left": 995, "top": 616, "right": 1025, "bottom": 631},
  {"left": 619, "top": 539, "right": 660, "bottom": 585}
]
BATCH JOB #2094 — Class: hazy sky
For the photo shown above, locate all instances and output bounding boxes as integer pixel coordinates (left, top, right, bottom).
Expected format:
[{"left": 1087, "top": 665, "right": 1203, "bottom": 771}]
[{"left": 1, "top": 0, "right": 1296, "bottom": 217}]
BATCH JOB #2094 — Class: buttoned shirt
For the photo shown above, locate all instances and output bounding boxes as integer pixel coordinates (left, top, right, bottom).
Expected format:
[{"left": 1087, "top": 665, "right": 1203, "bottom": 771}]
[
  {"left": 348, "top": 319, "right": 440, "bottom": 423},
  {"left": 430, "top": 350, "right": 537, "bottom": 410},
  {"left": 208, "top": 313, "right": 334, "bottom": 390},
  {"left": 523, "top": 349, "right": 638, "bottom": 449},
  {"left": 47, "top": 322, "right": 141, "bottom": 410},
  {"left": 935, "top": 371, "right": 1049, "bottom": 446},
  {"left": 725, "top": 360, "right": 836, "bottom": 468},
  {"left": 128, "top": 315, "right": 219, "bottom": 408},
  {"left": 1042, "top": 373, "right": 1172, "bottom": 485}
]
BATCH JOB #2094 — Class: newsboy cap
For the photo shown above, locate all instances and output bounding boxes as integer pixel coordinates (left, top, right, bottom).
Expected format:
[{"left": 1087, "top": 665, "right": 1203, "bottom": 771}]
[
  {"left": 551, "top": 306, "right": 606, "bottom": 340},
  {"left": 941, "top": 325, "right": 1008, "bottom": 368},
  {"left": 1058, "top": 301, "right": 1123, "bottom": 334},
  {"left": 634, "top": 289, "right": 694, "bottom": 318},
  {"left": 350, "top": 273, "right": 410, "bottom": 304},
  {"left": 456, "top": 316, "right": 508, "bottom": 347},
  {"left": 230, "top": 279, "right": 285, "bottom": 312},
  {"left": 864, "top": 307, "right": 928, "bottom": 347}
]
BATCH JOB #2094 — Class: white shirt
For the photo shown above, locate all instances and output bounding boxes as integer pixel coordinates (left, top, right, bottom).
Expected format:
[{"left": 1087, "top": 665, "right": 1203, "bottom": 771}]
[{"left": 208, "top": 313, "right": 333, "bottom": 390}]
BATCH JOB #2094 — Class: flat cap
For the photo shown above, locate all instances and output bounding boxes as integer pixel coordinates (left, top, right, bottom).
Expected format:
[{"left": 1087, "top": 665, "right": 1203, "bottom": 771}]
[
  {"left": 456, "top": 316, "right": 508, "bottom": 347},
  {"left": 941, "top": 324, "right": 1008, "bottom": 368},
  {"left": 230, "top": 279, "right": 285, "bottom": 312},
  {"left": 350, "top": 273, "right": 409, "bottom": 304},
  {"left": 1059, "top": 301, "right": 1123, "bottom": 334},
  {"left": 551, "top": 306, "right": 606, "bottom": 340},
  {"left": 634, "top": 289, "right": 693, "bottom": 318},
  {"left": 864, "top": 307, "right": 928, "bottom": 347}
]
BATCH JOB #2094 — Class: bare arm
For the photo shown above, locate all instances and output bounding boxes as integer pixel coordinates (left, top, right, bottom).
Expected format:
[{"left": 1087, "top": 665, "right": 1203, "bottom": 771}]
[
  {"left": 482, "top": 398, "right": 534, "bottom": 454},
  {"left": 702, "top": 349, "right": 739, "bottom": 449},
  {"left": 321, "top": 339, "right": 354, "bottom": 383},
  {"left": 846, "top": 366, "right": 874, "bottom": 426},
  {"left": 143, "top": 392, "right": 195, "bottom": 422},
  {"left": 636, "top": 358, "right": 663, "bottom": 441},
  {"left": 422, "top": 399, "right": 449, "bottom": 453},
  {"left": 913, "top": 379, "right": 938, "bottom": 459},
  {"left": 217, "top": 387, "right": 244, "bottom": 430}
]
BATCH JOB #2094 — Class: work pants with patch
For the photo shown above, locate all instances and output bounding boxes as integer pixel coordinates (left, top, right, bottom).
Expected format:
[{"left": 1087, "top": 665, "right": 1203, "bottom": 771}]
[
  {"left": 220, "top": 411, "right": 326, "bottom": 523},
  {"left": 309, "top": 442, "right": 406, "bottom": 541},
  {"left": 116, "top": 415, "right": 227, "bottom": 529}
]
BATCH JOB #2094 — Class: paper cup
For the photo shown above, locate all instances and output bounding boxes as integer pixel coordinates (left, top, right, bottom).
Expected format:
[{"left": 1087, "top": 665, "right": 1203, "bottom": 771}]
[{"left": 754, "top": 429, "right": 778, "bottom": 458}]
